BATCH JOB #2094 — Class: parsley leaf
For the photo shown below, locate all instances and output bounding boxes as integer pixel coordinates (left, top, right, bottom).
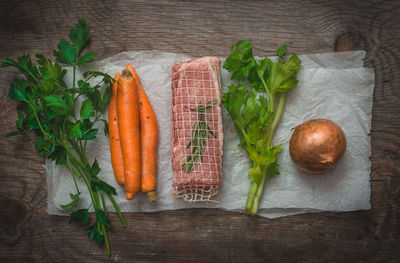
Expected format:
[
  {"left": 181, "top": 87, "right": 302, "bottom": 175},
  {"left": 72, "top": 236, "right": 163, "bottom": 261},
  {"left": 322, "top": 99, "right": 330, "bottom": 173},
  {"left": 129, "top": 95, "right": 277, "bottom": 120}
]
[
  {"left": 91, "top": 179, "right": 117, "bottom": 196},
  {"left": 70, "top": 209, "right": 89, "bottom": 224},
  {"left": 9, "top": 81, "right": 27, "bottom": 101},
  {"left": 44, "top": 94, "right": 70, "bottom": 115},
  {"left": 53, "top": 19, "right": 91, "bottom": 66},
  {"left": 80, "top": 99, "right": 95, "bottom": 120},
  {"left": 86, "top": 223, "right": 104, "bottom": 244},
  {"left": 60, "top": 192, "right": 80, "bottom": 210},
  {"left": 53, "top": 38, "right": 77, "bottom": 65},
  {"left": 77, "top": 80, "right": 90, "bottom": 93},
  {"left": 80, "top": 119, "right": 97, "bottom": 140},
  {"left": 89, "top": 159, "right": 117, "bottom": 195},
  {"left": 99, "top": 85, "right": 112, "bottom": 112},
  {"left": 101, "top": 119, "right": 109, "bottom": 136},
  {"left": 16, "top": 111, "right": 25, "bottom": 130},
  {"left": 82, "top": 128, "right": 97, "bottom": 140},
  {"left": 1, "top": 55, "right": 39, "bottom": 81},
  {"left": 77, "top": 51, "right": 97, "bottom": 66},
  {"left": 96, "top": 210, "right": 111, "bottom": 228},
  {"left": 35, "top": 137, "right": 52, "bottom": 156},
  {"left": 83, "top": 71, "right": 114, "bottom": 83},
  {"left": 36, "top": 54, "right": 67, "bottom": 88},
  {"left": 87, "top": 159, "right": 101, "bottom": 176},
  {"left": 69, "top": 122, "right": 82, "bottom": 139},
  {"left": 48, "top": 146, "right": 67, "bottom": 165},
  {"left": 69, "top": 18, "right": 90, "bottom": 55},
  {"left": 4, "top": 130, "right": 22, "bottom": 138}
]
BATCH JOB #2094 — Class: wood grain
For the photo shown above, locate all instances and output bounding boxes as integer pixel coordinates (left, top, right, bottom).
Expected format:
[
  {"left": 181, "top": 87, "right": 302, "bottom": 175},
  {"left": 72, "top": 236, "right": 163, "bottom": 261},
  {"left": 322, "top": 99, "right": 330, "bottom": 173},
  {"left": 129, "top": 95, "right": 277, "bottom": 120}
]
[{"left": 1, "top": 0, "right": 400, "bottom": 262}]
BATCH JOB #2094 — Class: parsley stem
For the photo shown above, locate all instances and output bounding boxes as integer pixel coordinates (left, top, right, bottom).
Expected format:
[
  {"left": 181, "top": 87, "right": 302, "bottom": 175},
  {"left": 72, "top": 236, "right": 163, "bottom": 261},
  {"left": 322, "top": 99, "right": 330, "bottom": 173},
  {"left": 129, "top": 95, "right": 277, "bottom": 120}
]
[
  {"left": 70, "top": 157, "right": 110, "bottom": 256},
  {"left": 91, "top": 182, "right": 101, "bottom": 210},
  {"left": 85, "top": 176, "right": 99, "bottom": 209},
  {"left": 100, "top": 191, "right": 107, "bottom": 215},
  {"left": 21, "top": 67, "right": 40, "bottom": 84},
  {"left": 64, "top": 151, "right": 90, "bottom": 187},
  {"left": 68, "top": 138, "right": 89, "bottom": 166},
  {"left": 65, "top": 150, "right": 100, "bottom": 214},
  {"left": 27, "top": 100, "right": 50, "bottom": 140},
  {"left": 90, "top": 186, "right": 111, "bottom": 256},
  {"left": 64, "top": 136, "right": 125, "bottom": 250},
  {"left": 79, "top": 140, "right": 84, "bottom": 153},
  {"left": 63, "top": 143, "right": 86, "bottom": 171},
  {"left": 72, "top": 63, "right": 76, "bottom": 90},
  {"left": 21, "top": 128, "right": 34, "bottom": 138},
  {"left": 101, "top": 223, "right": 111, "bottom": 256},
  {"left": 107, "top": 193, "right": 126, "bottom": 227},
  {"left": 66, "top": 155, "right": 81, "bottom": 194}
]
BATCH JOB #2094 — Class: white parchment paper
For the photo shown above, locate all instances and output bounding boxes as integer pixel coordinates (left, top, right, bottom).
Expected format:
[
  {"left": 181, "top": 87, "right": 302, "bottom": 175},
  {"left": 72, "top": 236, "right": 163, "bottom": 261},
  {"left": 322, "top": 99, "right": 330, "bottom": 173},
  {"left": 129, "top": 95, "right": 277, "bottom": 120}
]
[{"left": 46, "top": 50, "right": 374, "bottom": 218}]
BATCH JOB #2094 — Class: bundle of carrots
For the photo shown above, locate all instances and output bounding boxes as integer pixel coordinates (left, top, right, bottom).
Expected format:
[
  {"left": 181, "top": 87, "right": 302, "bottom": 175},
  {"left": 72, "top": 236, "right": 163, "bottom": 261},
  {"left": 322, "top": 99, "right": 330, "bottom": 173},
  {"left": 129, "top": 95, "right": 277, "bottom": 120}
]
[{"left": 108, "top": 64, "right": 158, "bottom": 202}]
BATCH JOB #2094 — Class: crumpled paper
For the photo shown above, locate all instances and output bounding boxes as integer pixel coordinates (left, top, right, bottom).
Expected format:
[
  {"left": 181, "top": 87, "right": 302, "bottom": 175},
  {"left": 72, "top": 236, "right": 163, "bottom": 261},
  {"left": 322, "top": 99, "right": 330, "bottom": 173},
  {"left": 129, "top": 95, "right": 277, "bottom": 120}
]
[{"left": 46, "top": 50, "right": 374, "bottom": 219}]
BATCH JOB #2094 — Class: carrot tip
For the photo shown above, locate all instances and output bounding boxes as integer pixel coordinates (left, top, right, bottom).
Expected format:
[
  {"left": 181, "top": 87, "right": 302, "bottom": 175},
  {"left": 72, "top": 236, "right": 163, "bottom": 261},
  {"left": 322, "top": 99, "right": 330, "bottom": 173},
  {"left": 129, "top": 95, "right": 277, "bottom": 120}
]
[
  {"left": 126, "top": 192, "right": 135, "bottom": 200},
  {"left": 121, "top": 69, "right": 133, "bottom": 78},
  {"left": 146, "top": 191, "right": 157, "bottom": 203}
]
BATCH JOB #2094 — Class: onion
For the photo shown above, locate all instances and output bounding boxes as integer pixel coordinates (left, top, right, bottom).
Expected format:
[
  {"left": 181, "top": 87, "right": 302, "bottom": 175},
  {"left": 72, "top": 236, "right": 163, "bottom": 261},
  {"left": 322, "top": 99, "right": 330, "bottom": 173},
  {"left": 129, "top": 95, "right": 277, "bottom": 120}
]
[{"left": 289, "top": 118, "right": 347, "bottom": 174}]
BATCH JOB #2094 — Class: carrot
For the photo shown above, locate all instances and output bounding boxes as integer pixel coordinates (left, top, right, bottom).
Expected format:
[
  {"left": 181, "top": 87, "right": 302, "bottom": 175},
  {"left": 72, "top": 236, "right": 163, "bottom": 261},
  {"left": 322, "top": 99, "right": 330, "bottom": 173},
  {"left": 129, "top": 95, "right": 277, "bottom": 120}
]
[
  {"left": 117, "top": 70, "right": 141, "bottom": 200},
  {"left": 126, "top": 64, "right": 158, "bottom": 202},
  {"left": 108, "top": 74, "right": 125, "bottom": 186}
]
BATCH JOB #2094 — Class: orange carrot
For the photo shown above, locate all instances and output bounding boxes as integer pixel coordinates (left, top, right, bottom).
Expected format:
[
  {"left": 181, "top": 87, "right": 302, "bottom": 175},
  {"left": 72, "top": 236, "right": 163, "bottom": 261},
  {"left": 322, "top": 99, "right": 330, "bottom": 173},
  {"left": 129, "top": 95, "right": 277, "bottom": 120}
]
[
  {"left": 117, "top": 70, "right": 141, "bottom": 200},
  {"left": 108, "top": 74, "right": 125, "bottom": 186},
  {"left": 126, "top": 64, "right": 158, "bottom": 202}
]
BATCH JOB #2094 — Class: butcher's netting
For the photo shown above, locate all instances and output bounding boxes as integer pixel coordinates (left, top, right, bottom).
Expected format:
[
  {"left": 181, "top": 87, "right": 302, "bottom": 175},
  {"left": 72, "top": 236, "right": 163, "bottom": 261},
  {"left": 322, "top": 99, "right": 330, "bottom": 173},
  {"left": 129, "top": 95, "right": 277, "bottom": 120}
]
[{"left": 171, "top": 57, "right": 223, "bottom": 202}]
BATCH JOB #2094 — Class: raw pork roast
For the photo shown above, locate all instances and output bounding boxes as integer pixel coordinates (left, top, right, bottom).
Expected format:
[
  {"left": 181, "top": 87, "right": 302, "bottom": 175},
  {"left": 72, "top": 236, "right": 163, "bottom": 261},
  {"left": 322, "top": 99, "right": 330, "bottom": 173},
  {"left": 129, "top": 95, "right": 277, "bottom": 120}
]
[{"left": 171, "top": 56, "right": 223, "bottom": 201}]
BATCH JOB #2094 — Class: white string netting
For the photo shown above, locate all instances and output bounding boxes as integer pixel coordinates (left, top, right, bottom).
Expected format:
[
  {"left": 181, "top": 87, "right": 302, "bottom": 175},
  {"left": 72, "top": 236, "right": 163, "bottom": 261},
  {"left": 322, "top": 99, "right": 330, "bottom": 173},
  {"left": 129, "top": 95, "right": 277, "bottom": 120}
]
[{"left": 171, "top": 57, "right": 223, "bottom": 202}]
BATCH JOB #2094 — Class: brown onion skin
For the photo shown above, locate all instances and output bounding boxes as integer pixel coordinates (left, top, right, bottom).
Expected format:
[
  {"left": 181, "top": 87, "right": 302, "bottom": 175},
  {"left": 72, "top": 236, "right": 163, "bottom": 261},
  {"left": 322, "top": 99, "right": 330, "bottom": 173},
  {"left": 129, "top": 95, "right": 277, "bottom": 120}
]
[{"left": 289, "top": 118, "right": 347, "bottom": 174}]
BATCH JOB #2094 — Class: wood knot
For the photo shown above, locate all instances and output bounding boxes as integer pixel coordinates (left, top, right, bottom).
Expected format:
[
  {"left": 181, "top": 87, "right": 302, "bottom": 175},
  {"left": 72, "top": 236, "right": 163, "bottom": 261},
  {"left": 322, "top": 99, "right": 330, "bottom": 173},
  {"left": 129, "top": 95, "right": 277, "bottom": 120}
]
[
  {"left": 0, "top": 195, "right": 31, "bottom": 245},
  {"left": 335, "top": 31, "right": 376, "bottom": 53}
]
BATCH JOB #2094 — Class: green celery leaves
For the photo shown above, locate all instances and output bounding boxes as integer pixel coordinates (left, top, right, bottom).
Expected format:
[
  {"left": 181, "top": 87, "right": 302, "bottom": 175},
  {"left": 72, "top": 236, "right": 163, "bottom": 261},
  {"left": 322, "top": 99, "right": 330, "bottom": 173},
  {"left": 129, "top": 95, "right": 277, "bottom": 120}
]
[{"left": 223, "top": 41, "right": 301, "bottom": 215}]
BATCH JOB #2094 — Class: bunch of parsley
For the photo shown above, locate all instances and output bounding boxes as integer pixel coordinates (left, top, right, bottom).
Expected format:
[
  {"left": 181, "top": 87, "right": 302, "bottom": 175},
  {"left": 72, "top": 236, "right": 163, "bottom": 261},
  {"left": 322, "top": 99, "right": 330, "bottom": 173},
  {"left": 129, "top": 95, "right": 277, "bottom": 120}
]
[
  {"left": 2, "top": 19, "right": 126, "bottom": 255},
  {"left": 223, "top": 41, "right": 301, "bottom": 215}
]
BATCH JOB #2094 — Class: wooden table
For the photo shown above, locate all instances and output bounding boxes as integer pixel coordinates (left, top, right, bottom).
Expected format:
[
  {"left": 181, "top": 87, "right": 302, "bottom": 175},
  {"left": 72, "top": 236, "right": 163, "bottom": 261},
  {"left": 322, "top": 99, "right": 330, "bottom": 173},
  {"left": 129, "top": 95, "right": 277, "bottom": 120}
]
[{"left": 1, "top": 0, "right": 399, "bottom": 262}]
